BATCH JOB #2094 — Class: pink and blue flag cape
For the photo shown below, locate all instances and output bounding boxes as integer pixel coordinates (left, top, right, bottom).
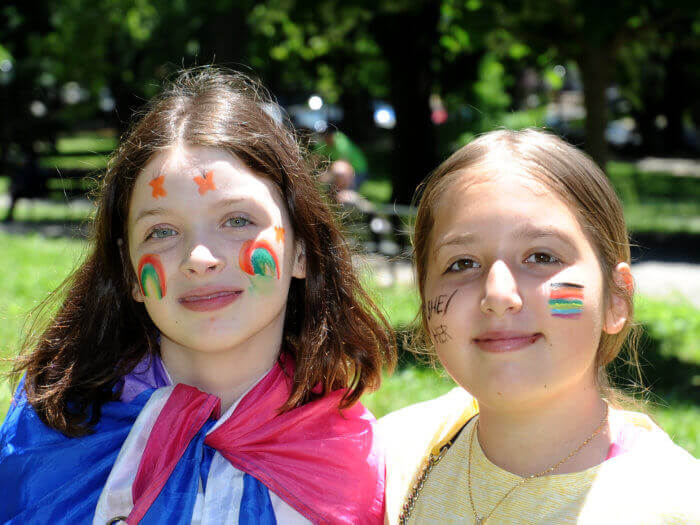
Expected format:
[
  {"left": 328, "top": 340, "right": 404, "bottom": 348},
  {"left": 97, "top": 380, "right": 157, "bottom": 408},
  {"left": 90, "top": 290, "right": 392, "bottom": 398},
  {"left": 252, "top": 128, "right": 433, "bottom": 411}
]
[{"left": 0, "top": 357, "right": 385, "bottom": 524}]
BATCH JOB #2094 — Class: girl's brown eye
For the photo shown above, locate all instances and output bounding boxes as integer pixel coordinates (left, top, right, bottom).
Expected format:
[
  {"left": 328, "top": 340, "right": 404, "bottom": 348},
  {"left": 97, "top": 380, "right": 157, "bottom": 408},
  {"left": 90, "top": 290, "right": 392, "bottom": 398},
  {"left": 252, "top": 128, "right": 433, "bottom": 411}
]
[
  {"left": 446, "top": 258, "right": 480, "bottom": 273},
  {"left": 525, "top": 252, "right": 560, "bottom": 264}
]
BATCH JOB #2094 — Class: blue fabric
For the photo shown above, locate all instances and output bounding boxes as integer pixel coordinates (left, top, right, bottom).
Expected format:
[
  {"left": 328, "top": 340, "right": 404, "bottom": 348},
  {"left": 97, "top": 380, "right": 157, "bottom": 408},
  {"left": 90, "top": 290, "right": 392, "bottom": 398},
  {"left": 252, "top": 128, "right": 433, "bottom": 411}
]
[
  {"left": 0, "top": 380, "right": 152, "bottom": 524},
  {"left": 1, "top": 381, "right": 280, "bottom": 524},
  {"left": 140, "top": 420, "right": 216, "bottom": 525},
  {"left": 199, "top": 445, "right": 216, "bottom": 492},
  {"left": 240, "top": 474, "right": 277, "bottom": 525}
]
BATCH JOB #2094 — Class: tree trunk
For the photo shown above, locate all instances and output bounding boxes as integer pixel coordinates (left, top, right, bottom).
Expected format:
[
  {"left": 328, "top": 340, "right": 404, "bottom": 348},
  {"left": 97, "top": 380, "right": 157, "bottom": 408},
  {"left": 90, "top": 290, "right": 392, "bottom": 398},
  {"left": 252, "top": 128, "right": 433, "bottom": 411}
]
[
  {"left": 372, "top": 4, "right": 439, "bottom": 205},
  {"left": 578, "top": 42, "right": 613, "bottom": 170}
]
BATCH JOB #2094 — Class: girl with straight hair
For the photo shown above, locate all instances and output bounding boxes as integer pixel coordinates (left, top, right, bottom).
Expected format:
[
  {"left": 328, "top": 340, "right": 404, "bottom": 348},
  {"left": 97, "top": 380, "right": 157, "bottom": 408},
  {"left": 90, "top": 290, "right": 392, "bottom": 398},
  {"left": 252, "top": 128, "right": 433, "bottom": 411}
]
[
  {"left": 1, "top": 68, "right": 395, "bottom": 524},
  {"left": 381, "top": 129, "right": 698, "bottom": 524}
]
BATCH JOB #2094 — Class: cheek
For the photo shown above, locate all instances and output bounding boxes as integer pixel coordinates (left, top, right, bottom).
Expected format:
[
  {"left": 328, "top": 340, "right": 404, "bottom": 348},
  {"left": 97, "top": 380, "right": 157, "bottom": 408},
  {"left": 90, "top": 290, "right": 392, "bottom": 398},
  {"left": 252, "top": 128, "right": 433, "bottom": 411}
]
[
  {"left": 424, "top": 284, "right": 475, "bottom": 347},
  {"left": 546, "top": 282, "right": 585, "bottom": 320},
  {"left": 137, "top": 254, "right": 168, "bottom": 299},
  {"left": 238, "top": 230, "right": 288, "bottom": 296},
  {"left": 238, "top": 239, "right": 281, "bottom": 279}
]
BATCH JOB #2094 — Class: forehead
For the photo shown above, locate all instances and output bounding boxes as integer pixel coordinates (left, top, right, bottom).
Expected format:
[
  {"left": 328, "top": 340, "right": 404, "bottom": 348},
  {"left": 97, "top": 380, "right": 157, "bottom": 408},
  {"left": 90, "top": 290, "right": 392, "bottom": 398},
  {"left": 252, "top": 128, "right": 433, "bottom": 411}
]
[
  {"left": 430, "top": 168, "right": 582, "bottom": 246},
  {"left": 128, "top": 145, "right": 285, "bottom": 224}
]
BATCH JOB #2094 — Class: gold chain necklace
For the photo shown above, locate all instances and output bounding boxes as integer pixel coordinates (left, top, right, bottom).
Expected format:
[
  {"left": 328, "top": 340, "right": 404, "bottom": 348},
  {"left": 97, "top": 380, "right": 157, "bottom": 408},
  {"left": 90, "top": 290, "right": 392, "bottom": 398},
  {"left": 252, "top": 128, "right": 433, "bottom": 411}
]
[{"left": 467, "top": 409, "right": 608, "bottom": 525}]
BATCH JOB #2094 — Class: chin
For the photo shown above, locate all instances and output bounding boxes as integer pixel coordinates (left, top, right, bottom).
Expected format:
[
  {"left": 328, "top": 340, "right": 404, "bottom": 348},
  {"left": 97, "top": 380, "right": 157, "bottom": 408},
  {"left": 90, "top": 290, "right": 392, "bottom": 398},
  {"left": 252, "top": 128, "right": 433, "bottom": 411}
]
[{"left": 163, "top": 330, "right": 249, "bottom": 354}]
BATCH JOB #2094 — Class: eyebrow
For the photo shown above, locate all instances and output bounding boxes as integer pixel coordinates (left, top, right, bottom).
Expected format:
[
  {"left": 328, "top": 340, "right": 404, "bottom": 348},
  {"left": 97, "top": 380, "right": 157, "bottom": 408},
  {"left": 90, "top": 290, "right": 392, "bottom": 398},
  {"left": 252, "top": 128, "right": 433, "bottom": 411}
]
[
  {"left": 133, "top": 198, "right": 252, "bottom": 226},
  {"left": 133, "top": 207, "right": 170, "bottom": 225},
  {"left": 434, "top": 225, "right": 577, "bottom": 255},
  {"left": 434, "top": 232, "right": 481, "bottom": 254},
  {"left": 511, "top": 224, "right": 578, "bottom": 247}
]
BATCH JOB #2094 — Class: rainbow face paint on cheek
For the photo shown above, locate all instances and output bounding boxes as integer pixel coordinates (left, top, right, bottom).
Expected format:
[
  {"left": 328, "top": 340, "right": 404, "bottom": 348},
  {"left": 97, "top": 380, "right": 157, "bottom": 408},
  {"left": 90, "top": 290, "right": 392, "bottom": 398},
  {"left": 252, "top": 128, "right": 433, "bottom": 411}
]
[
  {"left": 548, "top": 282, "right": 583, "bottom": 319},
  {"left": 138, "top": 254, "right": 167, "bottom": 299},
  {"left": 239, "top": 239, "right": 280, "bottom": 279}
]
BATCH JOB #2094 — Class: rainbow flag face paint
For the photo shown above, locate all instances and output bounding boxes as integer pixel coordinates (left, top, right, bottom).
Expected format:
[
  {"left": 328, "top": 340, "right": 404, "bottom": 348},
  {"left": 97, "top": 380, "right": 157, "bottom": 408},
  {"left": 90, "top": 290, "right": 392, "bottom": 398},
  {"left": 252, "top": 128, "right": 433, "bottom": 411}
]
[
  {"left": 548, "top": 282, "right": 583, "bottom": 319},
  {"left": 239, "top": 239, "right": 280, "bottom": 279},
  {"left": 138, "top": 254, "right": 167, "bottom": 299}
]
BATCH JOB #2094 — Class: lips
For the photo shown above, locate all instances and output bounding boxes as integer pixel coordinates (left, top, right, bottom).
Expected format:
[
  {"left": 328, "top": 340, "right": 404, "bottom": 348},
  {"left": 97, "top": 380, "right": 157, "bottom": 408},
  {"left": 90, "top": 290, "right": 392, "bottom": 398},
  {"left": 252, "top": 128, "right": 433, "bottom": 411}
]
[
  {"left": 472, "top": 331, "right": 543, "bottom": 353},
  {"left": 178, "top": 287, "right": 243, "bottom": 312}
]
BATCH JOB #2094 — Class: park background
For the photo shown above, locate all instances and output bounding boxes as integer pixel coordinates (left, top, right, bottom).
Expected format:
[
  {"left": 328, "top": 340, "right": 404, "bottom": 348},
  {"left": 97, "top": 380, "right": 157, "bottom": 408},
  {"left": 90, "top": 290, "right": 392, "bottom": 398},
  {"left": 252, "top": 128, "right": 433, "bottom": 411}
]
[{"left": 0, "top": 1, "right": 698, "bottom": 455}]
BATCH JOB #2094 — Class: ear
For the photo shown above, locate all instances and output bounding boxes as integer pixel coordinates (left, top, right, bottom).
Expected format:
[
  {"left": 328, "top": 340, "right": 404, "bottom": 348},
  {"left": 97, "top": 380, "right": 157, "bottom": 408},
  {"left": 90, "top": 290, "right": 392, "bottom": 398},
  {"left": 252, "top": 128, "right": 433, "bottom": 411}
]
[
  {"left": 292, "top": 240, "right": 306, "bottom": 279},
  {"left": 603, "top": 262, "right": 633, "bottom": 335}
]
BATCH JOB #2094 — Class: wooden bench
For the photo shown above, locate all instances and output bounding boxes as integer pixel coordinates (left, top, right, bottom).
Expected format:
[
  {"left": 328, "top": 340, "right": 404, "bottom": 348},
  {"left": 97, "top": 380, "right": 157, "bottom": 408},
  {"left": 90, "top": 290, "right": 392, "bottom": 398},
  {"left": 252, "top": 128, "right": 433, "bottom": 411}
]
[{"left": 3, "top": 151, "right": 105, "bottom": 222}]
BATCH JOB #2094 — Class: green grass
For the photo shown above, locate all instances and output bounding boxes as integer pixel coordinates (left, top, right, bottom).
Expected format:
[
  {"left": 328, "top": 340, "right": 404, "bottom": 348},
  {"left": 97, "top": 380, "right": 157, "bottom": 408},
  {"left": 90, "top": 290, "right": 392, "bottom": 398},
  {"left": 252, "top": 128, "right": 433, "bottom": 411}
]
[
  {"left": 608, "top": 161, "right": 700, "bottom": 234},
  {"left": 55, "top": 133, "right": 117, "bottom": 154},
  {"left": 1, "top": 199, "right": 94, "bottom": 222},
  {"left": 40, "top": 155, "right": 108, "bottom": 171},
  {"left": 0, "top": 232, "right": 87, "bottom": 415}
]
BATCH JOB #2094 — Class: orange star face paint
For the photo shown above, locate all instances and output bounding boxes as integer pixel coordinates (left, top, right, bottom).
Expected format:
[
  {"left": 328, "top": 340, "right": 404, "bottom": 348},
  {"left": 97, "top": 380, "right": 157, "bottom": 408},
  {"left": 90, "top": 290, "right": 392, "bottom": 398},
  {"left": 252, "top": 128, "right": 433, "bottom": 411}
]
[
  {"left": 274, "top": 226, "right": 285, "bottom": 244},
  {"left": 138, "top": 254, "right": 167, "bottom": 299},
  {"left": 149, "top": 175, "right": 167, "bottom": 199},
  {"left": 193, "top": 170, "right": 216, "bottom": 195}
]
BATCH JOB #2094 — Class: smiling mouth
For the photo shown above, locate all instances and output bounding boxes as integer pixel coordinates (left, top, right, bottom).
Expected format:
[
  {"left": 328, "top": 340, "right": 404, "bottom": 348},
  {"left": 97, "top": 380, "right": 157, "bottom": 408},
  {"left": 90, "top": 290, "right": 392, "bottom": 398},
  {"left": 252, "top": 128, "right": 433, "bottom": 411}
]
[
  {"left": 472, "top": 332, "right": 543, "bottom": 353},
  {"left": 178, "top": 290, "right": 243, "bottom": 312}
]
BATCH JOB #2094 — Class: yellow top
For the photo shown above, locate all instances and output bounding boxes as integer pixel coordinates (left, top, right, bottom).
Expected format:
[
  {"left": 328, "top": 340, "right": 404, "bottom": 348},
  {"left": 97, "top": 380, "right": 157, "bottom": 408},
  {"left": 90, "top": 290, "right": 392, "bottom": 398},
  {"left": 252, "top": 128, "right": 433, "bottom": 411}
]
[{"left": 379, "top": 388, "right": 700, "bottom": 525}]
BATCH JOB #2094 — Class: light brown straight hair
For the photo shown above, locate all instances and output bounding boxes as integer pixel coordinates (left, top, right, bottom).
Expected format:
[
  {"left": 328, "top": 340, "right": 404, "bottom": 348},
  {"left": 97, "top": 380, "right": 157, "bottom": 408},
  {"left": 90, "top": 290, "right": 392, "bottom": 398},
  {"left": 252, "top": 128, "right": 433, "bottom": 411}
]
[{"left": 411, "top": 128, "right": 642, "bottom": 406}]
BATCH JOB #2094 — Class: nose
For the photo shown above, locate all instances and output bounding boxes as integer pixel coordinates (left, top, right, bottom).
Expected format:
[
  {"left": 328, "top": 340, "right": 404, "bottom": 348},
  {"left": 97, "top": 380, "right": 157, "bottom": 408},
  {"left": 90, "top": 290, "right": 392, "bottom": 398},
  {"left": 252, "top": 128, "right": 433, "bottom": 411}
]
[
  {"left": 480, "top": 260, "right": 523, "bottom": 316},
  {"left": 180, "top": 244, "right": 226, "bottom": 276}
]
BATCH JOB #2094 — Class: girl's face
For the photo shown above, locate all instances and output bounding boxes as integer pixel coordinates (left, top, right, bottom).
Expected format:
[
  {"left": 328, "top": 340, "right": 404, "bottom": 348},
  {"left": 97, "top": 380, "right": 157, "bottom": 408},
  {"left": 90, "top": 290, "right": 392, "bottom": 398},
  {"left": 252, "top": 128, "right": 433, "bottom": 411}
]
[
  {"left": 423, "top": 170, "right": 618, "bottom": 411},
  {"left": 127, "top": 145, "right": 304, "bottom": 354}
]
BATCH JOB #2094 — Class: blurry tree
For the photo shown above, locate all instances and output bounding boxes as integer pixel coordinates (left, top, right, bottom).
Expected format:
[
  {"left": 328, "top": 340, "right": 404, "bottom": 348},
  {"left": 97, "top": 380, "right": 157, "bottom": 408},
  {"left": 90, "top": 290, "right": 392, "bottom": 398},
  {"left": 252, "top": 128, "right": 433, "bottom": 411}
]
[
  {"left": 494, "top": 0, "right": 700, "bottom": 168},
  {"left": 42, "top": 0, "right": 257, "bottom": 133},
  {"left": 1, "top": 0, "right": 258, "bottom": 144},
  {"left": 617, "top": 15, "right": 700, "bottom": 155},
  {"left": 249, "top": 0, "right": 498, "bottom": 204},
  {"left": 0, "top": 2, "right": 60, "bottom": 168}
]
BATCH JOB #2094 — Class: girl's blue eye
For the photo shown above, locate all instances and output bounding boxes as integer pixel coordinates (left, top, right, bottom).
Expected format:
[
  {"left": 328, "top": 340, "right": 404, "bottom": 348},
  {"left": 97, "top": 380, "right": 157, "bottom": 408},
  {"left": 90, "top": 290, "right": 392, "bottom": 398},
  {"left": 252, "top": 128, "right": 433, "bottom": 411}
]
[
  {"left": 525, "top": 252, "right": 560, "bottom": 264},
  {"left": 225, "top": 216, "right": 251, "bottom": 228},
  {"left": 147, "top": 227, "right": 177, "bottom": 240},
  {"left": 446, "top": 258, "right": 481, "bottom": 273}
]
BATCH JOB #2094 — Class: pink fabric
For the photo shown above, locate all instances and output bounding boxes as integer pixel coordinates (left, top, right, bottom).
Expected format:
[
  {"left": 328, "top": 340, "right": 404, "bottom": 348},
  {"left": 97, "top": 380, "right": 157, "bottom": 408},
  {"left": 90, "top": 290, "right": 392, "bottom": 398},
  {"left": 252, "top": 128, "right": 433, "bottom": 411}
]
[
  {"left": 605, "top": 422, "right": 647, "bottom": 460},
  {"left": 130, "top": 386, "right": 221, "bottom": 523},
  {"left": 129, "top": 361, "right": 384, "bottom": 524}
]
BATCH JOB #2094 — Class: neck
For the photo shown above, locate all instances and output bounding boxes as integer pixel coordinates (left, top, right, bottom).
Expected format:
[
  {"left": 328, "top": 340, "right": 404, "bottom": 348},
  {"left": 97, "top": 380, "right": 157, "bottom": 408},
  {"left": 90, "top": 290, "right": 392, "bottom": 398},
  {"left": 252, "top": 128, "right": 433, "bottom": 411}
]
[
  {"left": 159, "top": 316, "right": 284, "bottom": 413},
  {"left": 476, "top": 381, "right": 611, "bottom": 477}
]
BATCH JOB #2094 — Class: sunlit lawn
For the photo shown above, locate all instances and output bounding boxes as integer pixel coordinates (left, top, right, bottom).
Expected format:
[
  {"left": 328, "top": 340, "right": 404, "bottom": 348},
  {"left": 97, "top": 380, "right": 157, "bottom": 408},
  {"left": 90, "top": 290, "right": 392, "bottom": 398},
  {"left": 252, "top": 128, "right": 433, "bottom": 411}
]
[{"left": 0, "top": 231, "right": 698, "bottom": 456}]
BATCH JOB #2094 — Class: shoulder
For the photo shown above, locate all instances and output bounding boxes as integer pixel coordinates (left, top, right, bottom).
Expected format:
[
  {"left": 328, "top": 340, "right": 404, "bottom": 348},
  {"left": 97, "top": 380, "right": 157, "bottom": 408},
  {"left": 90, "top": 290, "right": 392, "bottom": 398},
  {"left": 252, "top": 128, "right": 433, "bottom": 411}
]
[
  {"left": 377, "top": 387, "right": 478, "bottom": 525},
  {"left": 581, "top": 409, "right": 700, "bottom": 523},
  {"left": 0, "top": 383, "right": 148, "bottom": 523},
  {"left": 378, "top": 386, "right": 477, "bottom": 449}
]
